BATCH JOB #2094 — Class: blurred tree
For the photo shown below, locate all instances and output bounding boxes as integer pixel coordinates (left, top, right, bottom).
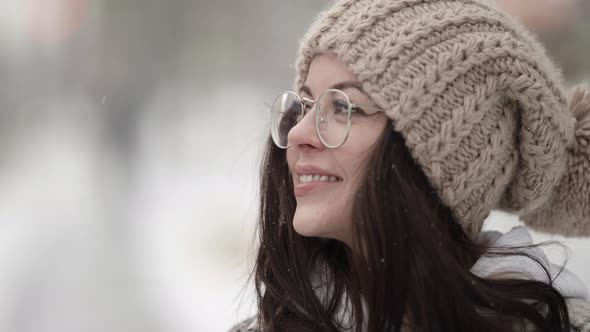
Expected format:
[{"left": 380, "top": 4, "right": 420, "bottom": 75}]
[{"left": 495, "top": 0, "right": 590, "bottom": 82}]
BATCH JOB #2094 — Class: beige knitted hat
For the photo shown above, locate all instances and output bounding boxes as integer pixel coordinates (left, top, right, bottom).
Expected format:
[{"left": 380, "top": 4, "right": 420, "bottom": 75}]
[{"left": 294, "top": 0, "right": 590, "bottom": 239}]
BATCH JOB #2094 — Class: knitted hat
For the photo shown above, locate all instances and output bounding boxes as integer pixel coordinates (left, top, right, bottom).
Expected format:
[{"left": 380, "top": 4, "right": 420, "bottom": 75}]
[{"left": 294, "top": 0, "right": 590, "bottom": 239}]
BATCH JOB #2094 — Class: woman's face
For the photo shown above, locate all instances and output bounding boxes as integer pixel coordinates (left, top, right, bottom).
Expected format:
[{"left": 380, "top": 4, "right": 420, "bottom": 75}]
[{"left": 286, "top": 54, "right": 388, "bottom": 246}]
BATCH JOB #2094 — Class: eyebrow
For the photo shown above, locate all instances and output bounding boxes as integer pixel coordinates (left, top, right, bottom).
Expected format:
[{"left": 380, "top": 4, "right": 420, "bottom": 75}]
[{"left": 301, "top": 81, "right": 367, "bottom": 98}]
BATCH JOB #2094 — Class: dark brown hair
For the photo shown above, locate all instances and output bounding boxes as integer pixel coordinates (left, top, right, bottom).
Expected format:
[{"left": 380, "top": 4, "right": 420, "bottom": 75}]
[{"left": 251, "top": 121, "right": 571, "bottom": 331}]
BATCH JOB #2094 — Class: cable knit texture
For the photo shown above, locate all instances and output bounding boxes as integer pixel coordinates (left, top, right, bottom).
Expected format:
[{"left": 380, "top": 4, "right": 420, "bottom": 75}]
[
  {"left": 521, "top": 86, "right": 590, "bottom": 236},
  {"left": 294, "top": 0, "right": 590, "bottom": 239}
]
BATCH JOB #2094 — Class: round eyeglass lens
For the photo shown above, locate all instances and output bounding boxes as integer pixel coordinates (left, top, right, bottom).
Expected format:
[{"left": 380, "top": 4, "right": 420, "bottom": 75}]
[
  {"left": 316, "top": 89, "right": 352, "bottom": 148},
  {"left": 271, "top": 91, "right": 302, "bottom": 148}
]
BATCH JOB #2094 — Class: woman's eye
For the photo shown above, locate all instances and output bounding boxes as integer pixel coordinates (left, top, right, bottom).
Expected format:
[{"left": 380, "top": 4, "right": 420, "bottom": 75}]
[
  {"left": 332, "top": 100, "right": 369, "bottom": 116},
  {"left": 332, "top": 100, "right": 350, "bottom": 113}
]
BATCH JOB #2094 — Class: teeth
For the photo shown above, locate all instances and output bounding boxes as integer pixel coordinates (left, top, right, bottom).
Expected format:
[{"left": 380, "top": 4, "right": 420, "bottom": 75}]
[{"left": 299, "top": 174, "right": 341, "bottom": 183}]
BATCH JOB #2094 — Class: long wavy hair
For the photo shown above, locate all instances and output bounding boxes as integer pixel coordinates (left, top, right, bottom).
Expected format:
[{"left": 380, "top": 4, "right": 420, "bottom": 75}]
[{"left": 251, "top": 120, "right": 571, "bottom": 331}]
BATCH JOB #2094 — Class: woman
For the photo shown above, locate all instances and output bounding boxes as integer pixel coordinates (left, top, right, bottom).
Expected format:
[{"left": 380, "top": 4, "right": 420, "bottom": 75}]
[{"left": 231, "top": 0, "right": 590, "bottom": 330}]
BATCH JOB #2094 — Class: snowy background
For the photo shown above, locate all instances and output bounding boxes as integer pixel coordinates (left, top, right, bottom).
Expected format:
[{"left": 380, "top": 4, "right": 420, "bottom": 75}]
[{"left": 0, "top": 1, "right": 588, "bottom": 331}]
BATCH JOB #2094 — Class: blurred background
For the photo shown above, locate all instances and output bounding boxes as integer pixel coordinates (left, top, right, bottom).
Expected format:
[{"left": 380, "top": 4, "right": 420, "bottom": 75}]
[{"left": 0, "top": 0, "right": 588, "bottom": 331}]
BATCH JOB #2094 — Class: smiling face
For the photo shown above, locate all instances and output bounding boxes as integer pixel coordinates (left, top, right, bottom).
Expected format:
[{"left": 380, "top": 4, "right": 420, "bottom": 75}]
[{"left": 287, "top": 54, "right": 388, "bottom": 246}]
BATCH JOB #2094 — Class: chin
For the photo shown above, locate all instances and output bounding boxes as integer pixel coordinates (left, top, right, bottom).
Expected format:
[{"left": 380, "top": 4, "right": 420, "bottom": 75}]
[
  {"left": 292, "top": 214, "right": 323, "bottom": 238},
  {"left": 292, "top": 209, "right": 349, "bottom": 242}
]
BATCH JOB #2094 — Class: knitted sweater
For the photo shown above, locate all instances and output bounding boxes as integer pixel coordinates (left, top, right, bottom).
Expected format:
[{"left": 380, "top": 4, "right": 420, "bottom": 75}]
[{"left": 229, "top": 227, "right": 590, "bottom": 331}]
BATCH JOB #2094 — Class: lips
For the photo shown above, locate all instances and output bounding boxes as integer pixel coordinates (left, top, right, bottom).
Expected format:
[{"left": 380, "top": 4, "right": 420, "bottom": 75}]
[
  {"left": 293, "top": 164, "right": 342, "bottom": 196},
  {"left": 294, "top": 165, "right": 340, "bottom": 179}
]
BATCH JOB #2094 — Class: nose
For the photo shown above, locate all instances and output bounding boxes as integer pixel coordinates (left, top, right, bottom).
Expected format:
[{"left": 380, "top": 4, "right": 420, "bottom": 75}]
[{"left": 287, "top": 104, "right": 324, "bottom": 150}]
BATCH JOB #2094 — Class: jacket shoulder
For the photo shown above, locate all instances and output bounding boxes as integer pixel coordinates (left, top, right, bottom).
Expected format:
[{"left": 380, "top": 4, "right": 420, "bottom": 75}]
[
  {"left": 568, "top": 298, "right": 590, "bottom": 331},
  {"left": 228, "top": 316, "right": 260, "bottom": 332}
]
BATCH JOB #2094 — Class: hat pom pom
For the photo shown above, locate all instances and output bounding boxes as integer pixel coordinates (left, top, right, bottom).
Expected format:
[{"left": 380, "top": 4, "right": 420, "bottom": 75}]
[
  {"left": 571, "top": 85, "right": 590, "bottom": 143},
  {"left": 521, "top": 85, "right": 590, "bottom": 237}
]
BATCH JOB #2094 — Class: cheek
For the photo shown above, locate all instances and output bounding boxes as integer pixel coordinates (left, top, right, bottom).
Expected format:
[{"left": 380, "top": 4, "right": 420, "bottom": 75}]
[
  {"left": 338, "top": 121, "right": 387, "bottom": 178},
  {"left": 336, "top": 149, "right": 372, "bottom": 186}
]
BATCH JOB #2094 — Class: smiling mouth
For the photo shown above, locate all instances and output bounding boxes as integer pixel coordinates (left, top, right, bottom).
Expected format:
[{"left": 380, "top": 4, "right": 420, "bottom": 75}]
[
  {"left": 298, "top": 174, "right": 343, "bottom": 183},
  {"left": 294, "top": 174, "right": 343, "bottom": 196}
]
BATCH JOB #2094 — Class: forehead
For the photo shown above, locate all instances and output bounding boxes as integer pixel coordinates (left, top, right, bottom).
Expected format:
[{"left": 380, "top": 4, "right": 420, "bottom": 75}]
[{"left": 304, "top": 54, "right": 357, "bottom": 94}]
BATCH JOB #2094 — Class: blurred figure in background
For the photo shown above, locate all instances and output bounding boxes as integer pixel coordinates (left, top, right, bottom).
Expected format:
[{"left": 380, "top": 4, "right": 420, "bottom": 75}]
[
  {"left": 496, "top": 0, "right": 590, "bottom": 82},
  {"left": 495, "top": 0, "right": 577, "bottom": 32}
]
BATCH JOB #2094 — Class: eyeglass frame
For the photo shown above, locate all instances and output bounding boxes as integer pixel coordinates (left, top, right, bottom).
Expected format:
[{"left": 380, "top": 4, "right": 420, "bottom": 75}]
[{"left": 271, "top": 88, "right": 385, "bottom": 149}]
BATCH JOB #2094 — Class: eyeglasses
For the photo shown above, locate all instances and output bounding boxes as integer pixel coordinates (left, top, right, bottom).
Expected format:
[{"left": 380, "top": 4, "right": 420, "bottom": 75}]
[{"left": 270, "top": 89, "right": 384, "bottom": 149}]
